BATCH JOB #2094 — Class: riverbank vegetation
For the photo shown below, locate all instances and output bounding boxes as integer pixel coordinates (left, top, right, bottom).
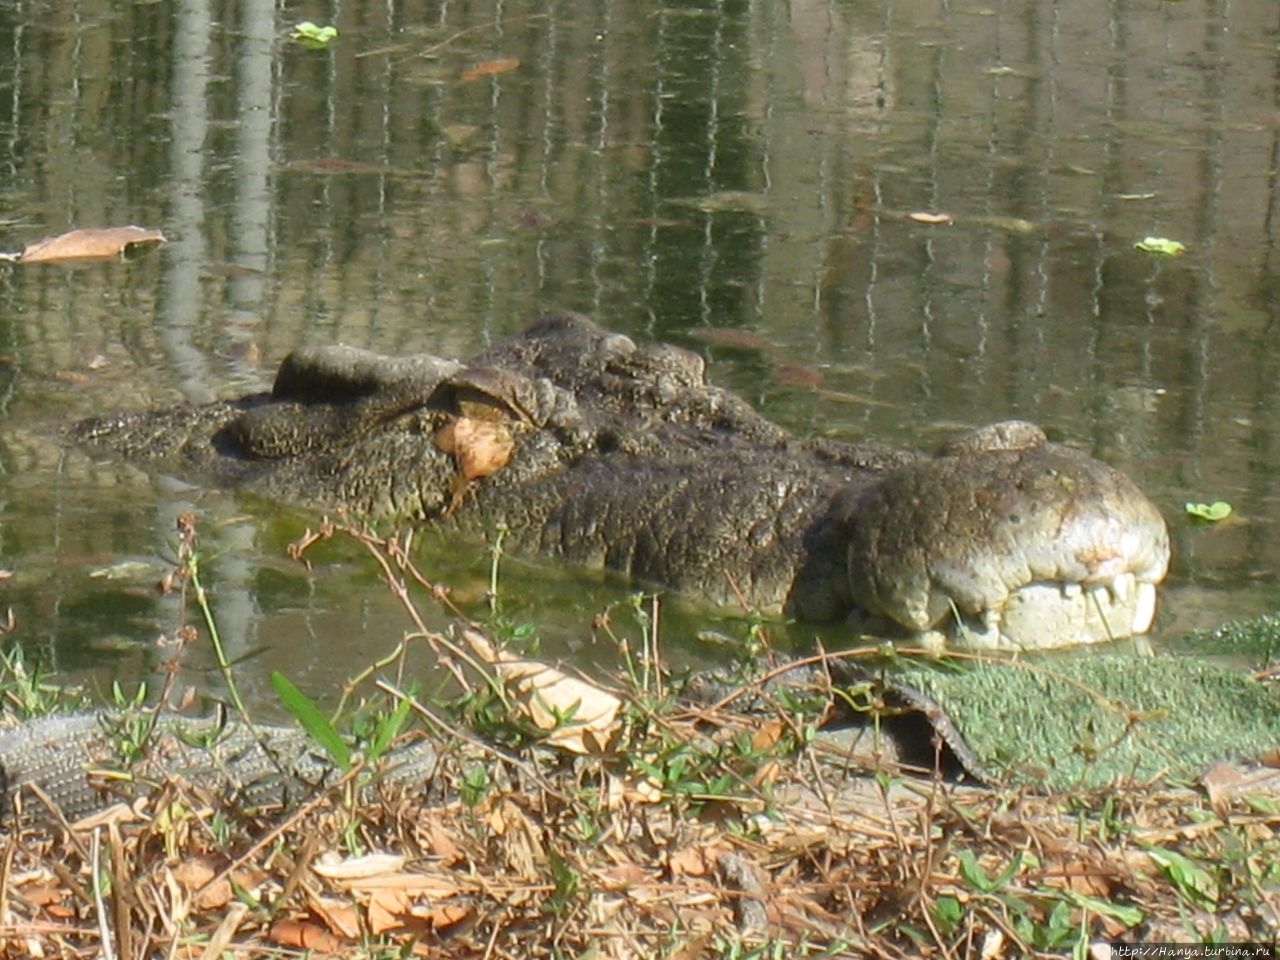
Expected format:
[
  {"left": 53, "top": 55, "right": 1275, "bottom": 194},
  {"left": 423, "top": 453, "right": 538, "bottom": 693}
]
[{"left": 0, "top": 518, "right": 1276, "bottom": 958}]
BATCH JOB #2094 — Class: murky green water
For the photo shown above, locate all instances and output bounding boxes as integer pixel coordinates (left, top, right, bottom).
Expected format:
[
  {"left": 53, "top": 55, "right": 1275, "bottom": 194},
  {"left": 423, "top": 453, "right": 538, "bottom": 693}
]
[{"left": 0, "top": 0, "right": 1277, "bottom": 707}]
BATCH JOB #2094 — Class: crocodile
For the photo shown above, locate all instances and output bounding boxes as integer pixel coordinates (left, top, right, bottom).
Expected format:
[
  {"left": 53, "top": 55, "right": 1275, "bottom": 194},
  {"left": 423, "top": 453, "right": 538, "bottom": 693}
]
[{"left": 72, "top": 312, "right": 1170, "bottom": 651}]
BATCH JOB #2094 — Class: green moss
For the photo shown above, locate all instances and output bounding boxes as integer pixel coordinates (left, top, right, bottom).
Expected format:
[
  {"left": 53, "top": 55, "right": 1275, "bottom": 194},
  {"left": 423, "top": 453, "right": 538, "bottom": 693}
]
[{"left": 887, "top": 645, "right": 1280, "bottom": 790}]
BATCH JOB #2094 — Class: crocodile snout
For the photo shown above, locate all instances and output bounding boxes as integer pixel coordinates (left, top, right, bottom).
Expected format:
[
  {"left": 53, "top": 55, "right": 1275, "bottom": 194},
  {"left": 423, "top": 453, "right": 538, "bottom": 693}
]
[{"left": 843, "top": 432, "right": 1171, "bottom": 650}]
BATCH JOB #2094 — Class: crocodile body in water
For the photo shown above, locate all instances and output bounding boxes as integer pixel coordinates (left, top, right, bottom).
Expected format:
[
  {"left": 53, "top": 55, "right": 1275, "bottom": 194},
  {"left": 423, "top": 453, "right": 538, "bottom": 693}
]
[{"left": 73, "top": 312, "right": 1169, "bottom": 650}]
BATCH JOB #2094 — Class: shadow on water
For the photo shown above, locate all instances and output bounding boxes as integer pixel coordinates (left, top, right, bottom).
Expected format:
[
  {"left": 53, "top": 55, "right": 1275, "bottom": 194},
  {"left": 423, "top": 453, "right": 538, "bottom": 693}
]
[{"left": 0, "top": 0, "right": 1278, "bottom": 705}]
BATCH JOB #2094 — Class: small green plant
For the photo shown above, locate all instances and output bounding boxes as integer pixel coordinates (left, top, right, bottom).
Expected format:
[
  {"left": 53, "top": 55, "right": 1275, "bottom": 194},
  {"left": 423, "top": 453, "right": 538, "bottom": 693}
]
[
  {"left": 459, "top": 762, "right": 490, "bottom": 807},
  {"left": 0, "top": 646, "right": 85, "bottom": 717},
  {"left": 543, "top": 847, "right": 580, "bottom": 916},
  {"left": 957, "top": 848, "right": 1024, "bottom": 893},
  {"left": 291, "top": 21, "right": 337, "bottom": 48},
  {"left": 1145, "top": 845, "right": 1220, "bottom": 911},
  {"left": 352, "top": 693, "right": 415, "bottom": 766},
  {"left": 105, "top": 682, "right": 152, "bottom": 762},
  {"left": 272, "top": 670, "right": 352, "bottom": 771},
  {"left": 171, "top": 512, "right": 253, "bottom": 725}
]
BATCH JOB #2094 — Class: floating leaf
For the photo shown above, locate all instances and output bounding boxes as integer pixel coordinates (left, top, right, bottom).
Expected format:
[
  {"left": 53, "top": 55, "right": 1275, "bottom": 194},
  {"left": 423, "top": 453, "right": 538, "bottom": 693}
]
[
  {"left": 687, "top": 327, "right": 778, "bottom": 351},
  {"left": 440, "top": 123, "right": 480, "bottom": 145},
  {"left": 460, "top": 57, "right": 521, "bottom": 82},
  {"left": 971, "top": 214, "right": 1038, "bottom": 234},
  {"left": 9, "top": 226, "right": 166, "bottom": 264},
  {"left": 292, "top": 22, "right": 337, "bottom": 48},
  {"left": 88, "top": 559, "right": 159, "bottom": 580},
  {"left": 1185, "top": 500, "right": 1232, "bottom": 522},
  {"left": 770, "top": 357, "right": 824, "bottom": 390},
  {"left": 1134, "top": 236, "right": 1186, "bottom": 256},
  {"left": 673, "top": 190, "right": 769, "bottom": 214}
]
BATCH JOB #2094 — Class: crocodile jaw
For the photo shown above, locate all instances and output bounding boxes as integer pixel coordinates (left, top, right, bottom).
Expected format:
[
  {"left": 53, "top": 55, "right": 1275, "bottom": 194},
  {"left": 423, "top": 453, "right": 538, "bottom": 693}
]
[
  {"left": 937, "top": 573, "right": 1160, "bottom": 651},
  {"left": 842, "top": 435, "right": 1171, "bottom": 650}
]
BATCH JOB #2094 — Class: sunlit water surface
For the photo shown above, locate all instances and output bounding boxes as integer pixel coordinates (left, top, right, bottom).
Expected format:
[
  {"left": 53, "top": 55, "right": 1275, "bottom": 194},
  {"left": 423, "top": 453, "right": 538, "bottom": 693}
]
[{"left": 0, "top": 0, "right": 1278, "bottom": 710}]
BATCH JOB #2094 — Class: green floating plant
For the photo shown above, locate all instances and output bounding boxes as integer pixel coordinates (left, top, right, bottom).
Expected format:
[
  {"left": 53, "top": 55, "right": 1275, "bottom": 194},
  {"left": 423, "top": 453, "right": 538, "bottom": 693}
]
[
  {"left": 1185, "top": 500, "right": 1232, "bottom": 522},
  {"left": 292, "top": 21, "right": 338, "bottom": 48},
  {"left": 1134, "top": 236, "right": 1186, "bottom": 256}
]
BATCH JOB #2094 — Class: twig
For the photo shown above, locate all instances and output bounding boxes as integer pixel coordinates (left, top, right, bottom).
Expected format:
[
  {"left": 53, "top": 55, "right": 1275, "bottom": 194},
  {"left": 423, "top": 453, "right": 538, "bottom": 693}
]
[
  {"left": 194, "top": 761, "right": 365, "bottom": 903},
  {"left": 353, "top": 13, "right": 549, "bottom": 61},
  {"left": 376, "top": 679, "right": 573, "bottom": 804},
  {"left": 175, "top": 513, "right": 252, "bottom": 725},
  {"left": 90, "top": 828, "right": 116, "bottom": 960}
]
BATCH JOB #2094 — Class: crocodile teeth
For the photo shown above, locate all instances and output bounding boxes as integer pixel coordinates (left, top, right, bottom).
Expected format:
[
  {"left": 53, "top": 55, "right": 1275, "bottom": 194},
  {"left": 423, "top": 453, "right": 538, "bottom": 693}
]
[
  {"left": 1062, "top": 582, "right": 1082, "bottom": 599},
  {"left": 1131, "top": 581, "right": 1157, "bottom": 634},
  {"left": 1107, "top": 571, "right": 1135, "bottom": 602},
  {"left": 1089, "top": 584, "right": 1113, "bottom": 619}
]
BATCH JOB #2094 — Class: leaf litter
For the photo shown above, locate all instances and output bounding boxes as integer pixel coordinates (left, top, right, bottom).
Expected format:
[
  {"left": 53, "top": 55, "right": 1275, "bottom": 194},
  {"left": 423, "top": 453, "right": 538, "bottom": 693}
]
[{"left": 0, "top": 520, "right": 1276, "bottom": 958}]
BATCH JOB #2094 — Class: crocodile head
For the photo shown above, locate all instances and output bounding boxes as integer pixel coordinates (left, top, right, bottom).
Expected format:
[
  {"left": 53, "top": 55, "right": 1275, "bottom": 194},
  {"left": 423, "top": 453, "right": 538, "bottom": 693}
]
[
  {"left": 839, "top": 422, "right": 1170, "bottom": 650},
  {"left": 71, "top": 315, "right": 1171, "bottom": 651}
]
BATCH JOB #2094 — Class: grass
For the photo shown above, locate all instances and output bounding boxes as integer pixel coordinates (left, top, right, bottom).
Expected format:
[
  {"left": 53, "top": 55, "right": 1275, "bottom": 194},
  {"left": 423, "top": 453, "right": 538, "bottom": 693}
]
[{"left": 0, "top": 516, "right": 1276, "bottom": 958}]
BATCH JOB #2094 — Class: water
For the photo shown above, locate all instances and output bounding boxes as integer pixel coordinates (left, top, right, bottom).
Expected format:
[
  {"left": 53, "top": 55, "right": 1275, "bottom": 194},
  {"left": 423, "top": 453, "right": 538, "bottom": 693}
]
[{"left": 0, "top": 0, "right": 1277, "bottom": 707}]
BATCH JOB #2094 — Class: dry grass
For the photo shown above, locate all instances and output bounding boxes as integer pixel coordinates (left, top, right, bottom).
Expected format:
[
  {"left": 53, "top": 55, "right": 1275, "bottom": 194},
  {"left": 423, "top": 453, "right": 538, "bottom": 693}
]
[{"left": 0, "top": 520, "right": 1276, "bottom": 959}]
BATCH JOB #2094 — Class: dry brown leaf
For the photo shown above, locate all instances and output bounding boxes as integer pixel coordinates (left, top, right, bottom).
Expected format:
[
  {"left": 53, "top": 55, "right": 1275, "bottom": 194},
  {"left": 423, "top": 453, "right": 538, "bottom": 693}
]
[
  {"left": 597, "top": 862, "right": 652, "bottom": 888},
  {"left": 770, "top": 358, "right": 824, "bottom": 389},
  {"left": 306, "top": 893, "right": 362, "bottom": 940},
  {"left": 412, "top": 901, "right": 475, "bottom": 935},
  {"left": 421, "top": 814, "right": 465, "bottom": 864},
  {"left": 907, "top": 211, "right": 953, "bottom": 224},
  {"left": 312, "top": 852, "right": 406, "bottom": 881},
  {"left": 686, "top": 327, "right": 778, "bottom": 351},
  {"left": 669, "top": 843, "right": 724, "bottom": 878},
  {"left": 169, "top": 857, "right": 262, "bottom": 911},
  {"left": 365, "top": 887, "right": 414, "bottom": 935},
  {"left": 17, "top": 225, "right": 166, "bottom": 264},
  {"left": 17, "top": 880, "right": 66, "bottom": 907},
  {"left": 1041, "top": 857, "right": 1114, "bottom": 898},
  {"left": 750, "top": 718, "right": 787, "bottom": 752},
  {"left": 269, "top": 918, "right": 345, "bottom": 953},
  {"left": 464, "top": 628, "right": 622, "bottom": 754},
  {"left": 460, "top": 57, "right": 521, "bottom": 82},
  {"left": 338, "top": 873, "right": 469, "bottom": 897}
]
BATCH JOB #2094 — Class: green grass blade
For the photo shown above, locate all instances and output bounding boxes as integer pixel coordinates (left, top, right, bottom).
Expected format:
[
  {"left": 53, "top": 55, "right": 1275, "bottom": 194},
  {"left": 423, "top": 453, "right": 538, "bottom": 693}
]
[{"left": 271, "top": 671, "right": 352, "bottom": 771}]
